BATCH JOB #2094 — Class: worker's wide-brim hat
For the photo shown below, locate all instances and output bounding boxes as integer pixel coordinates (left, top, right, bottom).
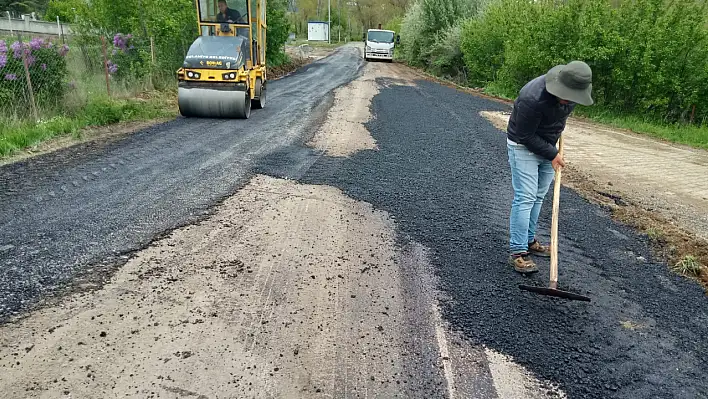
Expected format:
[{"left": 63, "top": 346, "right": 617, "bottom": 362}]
[{"left": 545, "top": 61, "right": 593, "bottom": 106}]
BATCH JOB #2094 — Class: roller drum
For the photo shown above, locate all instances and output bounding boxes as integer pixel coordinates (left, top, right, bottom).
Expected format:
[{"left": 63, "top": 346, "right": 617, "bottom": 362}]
[{"left": 178, "top": 87, "right": 251, "bottom": 119}]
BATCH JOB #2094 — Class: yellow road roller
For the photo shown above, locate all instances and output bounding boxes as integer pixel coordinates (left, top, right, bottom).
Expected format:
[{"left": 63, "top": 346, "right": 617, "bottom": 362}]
[{"left": 177, "top": 0, "right": 267, "bottom": 118}]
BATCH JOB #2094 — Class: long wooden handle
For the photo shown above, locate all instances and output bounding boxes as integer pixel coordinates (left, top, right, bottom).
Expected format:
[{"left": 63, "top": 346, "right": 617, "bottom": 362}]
[{"left": 549, "top": 135, "right": 564, "bottom": 289}]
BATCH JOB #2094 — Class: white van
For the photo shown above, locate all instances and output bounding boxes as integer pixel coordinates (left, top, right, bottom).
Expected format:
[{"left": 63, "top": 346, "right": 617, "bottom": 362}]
[{"left": 363, "top": 29, "right": 399, "bottom": 62}]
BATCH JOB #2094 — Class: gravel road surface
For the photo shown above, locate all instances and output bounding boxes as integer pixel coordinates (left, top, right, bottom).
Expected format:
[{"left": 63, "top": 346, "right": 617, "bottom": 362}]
[{"left": 2, "top": 45, "right": 708, "bottom": 399}]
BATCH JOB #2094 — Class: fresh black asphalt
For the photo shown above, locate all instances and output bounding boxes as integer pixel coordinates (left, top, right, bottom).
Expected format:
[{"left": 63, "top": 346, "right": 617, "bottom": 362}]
[{"left": 261, "top": 79, "right": 708, "bottom": 398}]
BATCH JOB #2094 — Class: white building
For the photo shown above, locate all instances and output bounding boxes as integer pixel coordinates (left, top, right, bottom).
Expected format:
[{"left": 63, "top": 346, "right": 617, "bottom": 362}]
[{"left": 307, "top": 21, "right": 329, "bottom": 42}]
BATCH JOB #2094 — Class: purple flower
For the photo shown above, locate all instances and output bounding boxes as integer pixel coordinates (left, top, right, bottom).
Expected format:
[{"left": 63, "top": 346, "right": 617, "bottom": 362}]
[
  {"left": 41, "top": 63, "right": 47, "bottom": 71},
  {"left": 107, "top": 60, "right": 118, "bottom": 74},
  {"left": 58, "top": 44, "right": 70, "bottom": 57},
  {"left": 5, "top": 73, "right": 17, "bottom": 81},
  {"left": 10, "top": 41, "right": 23, "bottom": 59},
  {"left": 0, "top": 40, "right": 6, "bottom": 55},
  {"left": 29, "top": 37, "right": 44, "bottom": 50},
  {"left": 0, "top": 54, "right": 6, "bottom": 69},
  {"left": 26, "top": 55, "right": 36, "bottom": 66},
  {"left": 113, "top": 33, "right": 127, "bottom": 51}
]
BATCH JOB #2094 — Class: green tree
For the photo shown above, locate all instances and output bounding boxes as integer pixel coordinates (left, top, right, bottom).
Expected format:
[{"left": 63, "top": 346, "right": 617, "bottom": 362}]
[
  {"left": 0, "top": 0, "right": 48, "bottom": 14},
  {"left": 44, "top": 0, "right": 87, "bottom": 22},
  {"left": 267, "top": 0, "right": 291, "bottom": 65}
]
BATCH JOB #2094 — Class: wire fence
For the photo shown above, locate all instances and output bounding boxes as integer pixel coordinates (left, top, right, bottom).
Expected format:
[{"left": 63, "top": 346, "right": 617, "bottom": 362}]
[{"left": 0, "top": 32, "right": 186, "bottom": 123}]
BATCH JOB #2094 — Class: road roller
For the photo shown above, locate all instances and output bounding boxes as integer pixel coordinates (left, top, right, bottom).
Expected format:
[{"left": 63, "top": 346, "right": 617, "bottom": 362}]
[{"left": 177, "top": 0, "right": 267, "bottom": 118}]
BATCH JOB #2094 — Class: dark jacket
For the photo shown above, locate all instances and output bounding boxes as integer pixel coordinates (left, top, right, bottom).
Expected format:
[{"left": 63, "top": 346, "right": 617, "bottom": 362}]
[
  {"left": 217, "top": 8, "right": 243, "bottom": 23},
  {"left": 507, "top": 75, "right": 575, "bottom": 161}
]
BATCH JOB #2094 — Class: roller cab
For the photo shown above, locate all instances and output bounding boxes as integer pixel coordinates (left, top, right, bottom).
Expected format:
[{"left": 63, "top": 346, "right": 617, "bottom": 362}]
[{"left": 177, "top": 0, "right": 267, "bottom": 119}]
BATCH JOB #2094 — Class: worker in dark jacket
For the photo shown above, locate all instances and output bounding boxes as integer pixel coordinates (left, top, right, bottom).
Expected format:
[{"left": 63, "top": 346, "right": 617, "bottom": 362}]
[
  {"left": 217, "top": 0, "right": 245, "bottom": 23},
  {"left": 506, "top": 61, "right": 593, "bottom": 273}
]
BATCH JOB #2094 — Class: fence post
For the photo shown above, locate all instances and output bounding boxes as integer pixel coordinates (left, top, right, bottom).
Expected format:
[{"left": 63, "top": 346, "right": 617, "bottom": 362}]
[
  {"left": 101, "top": 36, "right": 111, "bottom": 97},
  {"left": 18, "top": 34, "right": 39, "bottom": 121},
  {"left": 150, "top": 36, "right": 156, "bottom": 65},
  {"left": 149, "top": 36, "right": 157, "bottom": 89}
]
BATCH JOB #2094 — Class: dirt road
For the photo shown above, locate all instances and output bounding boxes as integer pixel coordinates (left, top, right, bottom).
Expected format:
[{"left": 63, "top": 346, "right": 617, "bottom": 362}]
[{"left": 1, "top": 45, "right": 708, "bottom": 398}]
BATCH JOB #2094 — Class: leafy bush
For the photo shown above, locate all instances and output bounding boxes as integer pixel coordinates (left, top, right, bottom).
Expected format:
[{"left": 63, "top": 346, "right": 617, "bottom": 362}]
[
  {"left": 384, "top": 16, "right": 403, "bottom": 36},
  {"left": 428, "top": 20, "right": 465, "bottom": 80},
  {"left": 0, "top": 38, "right": 69, "bottom": 115},
  {"left": 266, "top": 0, "right": 291, "bottom": 66},
  {"left": 108, "top": 33, "right": 152, "bottom": 82},
  {"left": 400, "top": 1, "right": 426, "bottom": 66},
  {"left": 400, "top": 0, "right": 483, "bottom": 68},
  {"left": 458, "top": 0, "right": 708, "bottom": 124}
]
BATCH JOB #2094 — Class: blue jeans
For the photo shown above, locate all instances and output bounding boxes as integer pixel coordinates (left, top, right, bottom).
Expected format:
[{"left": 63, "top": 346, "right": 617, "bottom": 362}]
[{"left": 507, "top": 141, "right": 555, "bottom": 254}]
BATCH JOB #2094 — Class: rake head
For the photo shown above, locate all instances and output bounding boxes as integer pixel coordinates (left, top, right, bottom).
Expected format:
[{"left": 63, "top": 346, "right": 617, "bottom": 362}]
[{"left": 518, "top": 284, "right": 591, "bottom": 302}]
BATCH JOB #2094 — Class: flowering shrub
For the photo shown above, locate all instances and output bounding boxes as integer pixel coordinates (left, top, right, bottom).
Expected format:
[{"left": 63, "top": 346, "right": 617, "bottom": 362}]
[
  {"left": 107, "top": 33, "right": 151, "bottom": 82},
  {"left": 0, "top": 38, "right": 69, "bottom": 113}
]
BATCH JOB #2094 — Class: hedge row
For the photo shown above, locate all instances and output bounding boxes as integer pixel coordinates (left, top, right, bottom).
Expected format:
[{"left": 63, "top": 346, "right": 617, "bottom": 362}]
[{"left": 401, "top": 0, "right": 708, "bottom": 125}]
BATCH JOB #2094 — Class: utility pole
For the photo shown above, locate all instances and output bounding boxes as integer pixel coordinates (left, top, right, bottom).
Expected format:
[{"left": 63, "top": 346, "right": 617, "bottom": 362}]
[
  {"left": 338, "top": 0, "right": 341, "bottom": 43},
  {"left": 328, "top": 0, "right": 331, "bottom": 44}
]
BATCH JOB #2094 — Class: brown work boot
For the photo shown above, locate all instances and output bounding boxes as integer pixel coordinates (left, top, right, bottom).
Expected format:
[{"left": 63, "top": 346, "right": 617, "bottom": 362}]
[
  {"left": 509, "top": 253, "right": 538, "bottom": 274},
  {"left": 528, "top": 239, "right": 551, "bottom": 258}
]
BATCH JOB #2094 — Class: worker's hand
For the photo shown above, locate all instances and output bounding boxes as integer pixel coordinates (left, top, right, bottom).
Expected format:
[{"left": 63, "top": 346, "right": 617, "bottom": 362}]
[{"left": 552, "top": 154, "right": 566, "bottom": 171}]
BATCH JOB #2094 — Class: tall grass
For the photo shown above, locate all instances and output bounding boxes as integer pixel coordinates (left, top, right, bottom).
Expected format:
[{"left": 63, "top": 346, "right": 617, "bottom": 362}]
[{"left": 0, "top": 93, "right": 175, "bottom": 158}]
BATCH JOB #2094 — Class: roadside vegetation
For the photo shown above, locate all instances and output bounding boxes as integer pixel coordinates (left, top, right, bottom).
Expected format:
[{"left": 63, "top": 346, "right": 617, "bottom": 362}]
[
  {"left": 0, "top": 94, "right": 174, "bottom": 157},
  {"left": 396, "top": 0, "right": 708, "bottom": 149}
]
